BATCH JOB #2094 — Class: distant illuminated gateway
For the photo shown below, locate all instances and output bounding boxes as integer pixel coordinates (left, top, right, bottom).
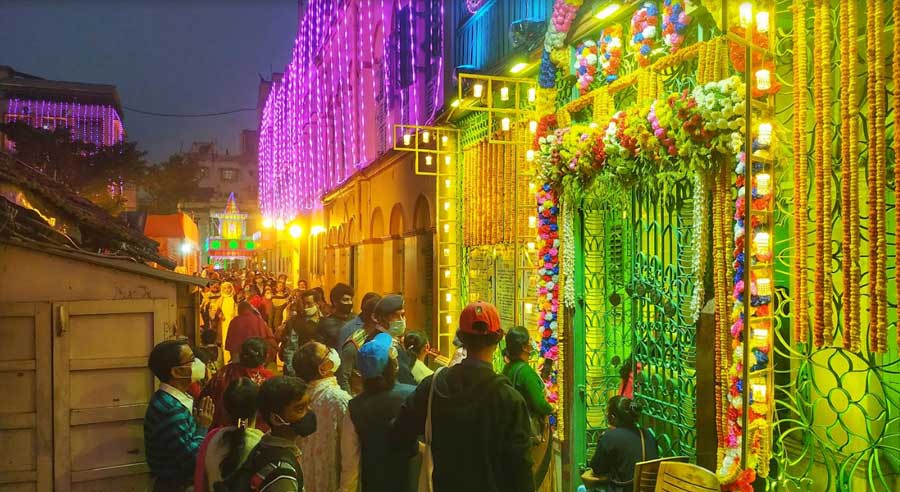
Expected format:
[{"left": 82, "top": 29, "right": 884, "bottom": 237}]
[{"left": 206, "top": 192, "right": 255, "bottom": 268}]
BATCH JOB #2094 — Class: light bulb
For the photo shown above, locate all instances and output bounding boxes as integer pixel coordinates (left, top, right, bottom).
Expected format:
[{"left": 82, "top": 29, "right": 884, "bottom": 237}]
[
  {"left": 595, "top": 3, "right": 621, "bottom": 19},
  {"left": 443, "top": 247, "right": 450, "bottom": 257},
  {"left": 755, "top": 69, "right": 771, "bottom": 91},
  {"left": 529, "top": 182, "right": 536, "bottom": 191},
  {"left": 757, "top": 277, "right": 773, "bottom": 296},
  {"left": 422, "top": 131, "right": 430, "bottom": 143},
  {"left": 500, "top": 86, "right": 509, "bottom": 101},
  {"left": 756, "top": 174, "right": 771, "bottom": 195},
  {"left": 425, "top": 155, "right": 433, "bottom": 166},
  {"left": 526, "top": 149, "right": 535, "bottom": 161},
  {"left": 444, "top": 269, "right": 451, "bottom": 278},
  {"left": 444, "top": 178, "right": 452, "bottom": 189},
  {"left": 443, "top": 223, "right": 450, "bottom": 233},
  {"left": 501, "top": 117, "right": 510, "bottom": 131},
  {"left": 180, "top": 242, "right": 192, "bottom": 254},
  {"left": 739, "top": 3, "right": 753, "bottom": 28},
  {"left": 445, "top": 292, "right": 452, "bottom": 302},
  {"left": 443, "top": 201, "right": 451, "bottom": 211},
  {"left": 444, "top": 155, "right": 452, "bottom": 165},
  {"left": 442, "top": 135, "right": 449, "bottom": 147},
  {"left": 752, "top": 328, "right": 769, "bottom": 341},
  {"left": 524, "top": 303, "right": 534, "bottom": 314},
  {"left": 445, "top": 314, "right": 452, "bottom": 325},
  {"left": 756, "top": 12, "right": 770, "bottom": 33},
  {"left": 527, "top": 241, "right": 536, "bottom": 251},
  {"left": 288, "top": 224, "right": 302, "bottom": 238},
  {"left": 473, "top": 83, "right": 484, "bottom": 98},
  {"left": 529, "top": 120, "right": 538, "bottom": 133},
  {"left": 752, "top": 384, "right": 767, "bottom": 401},
  {"left": 754, "top": 232, "right": 771, "bottom": 256},
  {"left": 527, "top": 87, "right": 536, "bottom": 102},
  {"left": 528, "top": 216, "right": 536, "bottom": 228},
  {"left": 262, "top": 217, "right": 274, "bottom": 229},
  {"left": 403, "top": 133, "right": 411, "bottom": 146},
  {"left": 758, "top": 122, "right": 773, "bottom": 146}
]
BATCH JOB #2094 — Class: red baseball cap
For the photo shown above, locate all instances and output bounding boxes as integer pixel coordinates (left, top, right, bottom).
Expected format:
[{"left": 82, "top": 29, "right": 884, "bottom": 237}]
[{"left": 458, "top": 301, "right": 502, "bottom": 335}]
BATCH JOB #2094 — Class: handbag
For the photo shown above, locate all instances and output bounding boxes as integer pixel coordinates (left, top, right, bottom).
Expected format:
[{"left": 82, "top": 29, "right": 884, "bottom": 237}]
[{"left": 417, "top": 366, "right": 445, "bottom": 492}]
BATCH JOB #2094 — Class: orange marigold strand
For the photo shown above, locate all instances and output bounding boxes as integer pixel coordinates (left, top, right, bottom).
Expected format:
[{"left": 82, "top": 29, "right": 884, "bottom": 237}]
[
  {"left": 812, "top": 0, "right": 826, "bottom": 348},
  {"left": 894, "top": 0, "right": 900, "bottom": 350}
]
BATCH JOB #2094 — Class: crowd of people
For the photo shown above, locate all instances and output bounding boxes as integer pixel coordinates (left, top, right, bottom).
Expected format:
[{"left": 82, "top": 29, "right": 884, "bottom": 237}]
[{"left": 145, "top": 269, "right": 655, "bottom": 492}]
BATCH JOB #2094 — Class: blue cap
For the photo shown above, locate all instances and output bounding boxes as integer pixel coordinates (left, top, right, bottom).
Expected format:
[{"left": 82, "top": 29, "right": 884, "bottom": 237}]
[{"left": 357, "top": 333, "right": 394, "bottom": 379}]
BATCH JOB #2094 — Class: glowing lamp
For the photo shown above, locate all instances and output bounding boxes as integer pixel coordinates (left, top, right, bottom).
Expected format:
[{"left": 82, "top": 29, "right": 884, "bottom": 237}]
[
  {"left": 589, "top": 122, "right": 599, "bottom": 129},
  {"left": 500, "top": 86, "right": 509, "bottom": 101},
  {"left": 739, "top": 3, "right": 753, "bottom": 28},
  {"left": 311, "top": 225, "right": 326, "bottom": 236},
  {"left": 754, "top": 232, "right": 771, "bottom": 256},
  {"left": 288, "top": 224, "right": 302, "bottom": 238},
  {"left": 443, "top": 223, "right": 450, "bottom": 233},
  {"left": 442, "top": 135, "right": 449, "bottom": 146},
  {"left": 756, "top": 12, "right": 770, "bottom": 33},
  {"left": 425, "top": 155, "right": 433, "bottom": 166},
  {"left": 228, "top": 240, "right": 239, "bottom": 249},
  {"left": 752, "top": 328, "right": 769, "bottom": 343},
  {"left": 501, "top": 117, "right": 511, "bottom": 131},
  {"left": 473, "top": 83, "right": 484, "bottom": 98},
  {"left": 444, "top": 178, "right": 452, "bottom": 189},
  {"left": 444, "top": 155, "right": 452, "bottom": 165},
  {"left": 524, "top": 303, "right": 533, "bottom": 314},
  {"left": 529, "top": 182, "right": 536, "bottom": 191},
  {"left": 756, "top": 174, "right": 771, "bottom": 195},
  {"left": 751, "top": 383, "right": 767, "bottom": 401},
  {"left": 403, "top": 133, "right": 412, "bottom": 146},
  {"left": 180, "top": 242, "right": 192, "bottom": 254},
  {"left": 445, "top": 314, "right": 452, "bottom": 325},
  {"left": 262, "top": 217, "right": 274, "bottom": 229},
  {"left": 527, "top": 87, "right": 536, "bottom": 103},
  {"left": 443, "top": 201, "right": 451, "bottom": 211},
  {"left": 758, "top": 123, "right": 773, "bottom": 146},
  {"left": 443, "top": 247, "right": 450, "bottom": 257},
  {"left": 528, "top": 216, "right": 536, "bottom": 228},
  {"left": 529, "top": 120, "right": 538, "bottom": 133},
  {"left": 595, "top": 3, "right": 621, "bottom": 19},
  {"left": 445, "top": 292, "right": 452, "bottom": 302},
  {"left": 444, "top": 269, "right": 451, "bottom": 278},
  {"left": 450, "top": 99, "right": 460, "bottom": 108},
  {"left": 757, "top": 277, "right": 773, "bottom": 297},
  {"left": 526, "top": 149, "right": 535, "bottom": 161},
  {"left": 510, "top": 62, "right": 528, "bottom": 74},
  {"left": 755, "top": 69, "right": 771, "bottom": 91},
  {"left": 423, "top": 131, "right": 431, "bottom": 144},
  {"left": 527, "top": 241, "right": 536, "bottom": 251},
  {"left": 274, "top": 218, "right": 285, "bottom": 231}
]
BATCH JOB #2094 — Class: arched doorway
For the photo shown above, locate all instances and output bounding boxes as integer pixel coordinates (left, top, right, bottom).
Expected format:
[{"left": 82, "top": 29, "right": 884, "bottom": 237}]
[
  {"left": 369, "top": 208, "right": 385, "bottom": 294},
  {"left": 390, "top": 203, "right": 406, "bottom": 294},
  {"left": 412, "top": 194, "right": 434, "bottom": 340}
]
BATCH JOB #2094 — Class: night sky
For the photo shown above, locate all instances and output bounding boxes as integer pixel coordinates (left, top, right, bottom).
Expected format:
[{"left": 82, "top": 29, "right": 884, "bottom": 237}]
[{"left": 1, "top": 0, "right": 297, "bottom": 162}]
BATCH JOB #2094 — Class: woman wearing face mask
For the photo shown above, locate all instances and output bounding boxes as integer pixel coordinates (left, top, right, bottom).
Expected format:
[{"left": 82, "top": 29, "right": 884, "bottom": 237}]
[
  {"left": 502, "top": 326, "right": 555, "bottom": 491},
  {"left": 290, "top": 341, "right": 360, "bottom": 492},
  {"left": 212, "top": 376, "right": 315, "bottom": 492},
  {"left": 370, "top": 295, "right": 416, "bottom": 386},
  {"left": 200, "top": 337, "right": 274, "bottom": 430}
]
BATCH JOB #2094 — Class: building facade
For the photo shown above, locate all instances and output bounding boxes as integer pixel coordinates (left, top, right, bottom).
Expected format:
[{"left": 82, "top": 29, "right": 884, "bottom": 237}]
[{"left": 257, "top": 0, "right": 446, "bottom": 325}]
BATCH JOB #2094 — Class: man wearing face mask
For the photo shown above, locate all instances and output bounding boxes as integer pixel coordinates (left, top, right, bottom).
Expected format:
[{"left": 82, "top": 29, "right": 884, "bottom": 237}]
[
  {"left": 215, "top": 376, "right": 315, "bottom": 491},
  {"left": 144, "top": 340, "right": 215, "bottom": 492},
  {"left": 370, "top": 294, "right": 416, "bottom": 386},
  {"left": 321, "top": 283, "right": 355, "bottom": 349},
  {"left": 291, "top": 341, "right": 360, "bottom": 492},
  {"left": 280, "top": 291, "right": 323, "bottom": 376}
]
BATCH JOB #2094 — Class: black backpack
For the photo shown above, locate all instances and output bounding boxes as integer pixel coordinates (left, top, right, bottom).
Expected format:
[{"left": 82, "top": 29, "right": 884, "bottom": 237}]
[{"left": 213, "top": 443, "right": 302, "bottom": 492}]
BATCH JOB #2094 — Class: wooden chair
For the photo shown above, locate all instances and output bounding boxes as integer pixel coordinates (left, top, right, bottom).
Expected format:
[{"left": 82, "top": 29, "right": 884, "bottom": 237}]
[
  {"left": 633, "top": 456, "right": 689, "bottom": 492},
  {"left": 654, "top": 462, "right": 719, "bottom": 492}
]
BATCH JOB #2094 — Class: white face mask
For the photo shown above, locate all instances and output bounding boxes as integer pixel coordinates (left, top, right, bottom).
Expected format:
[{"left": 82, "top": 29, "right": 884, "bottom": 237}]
[
  {"left": 305, "top": 306, "right": 319, "bottom": 317},
  {"left": 174, "top": 358, "right": 206, "bottom": 383}
]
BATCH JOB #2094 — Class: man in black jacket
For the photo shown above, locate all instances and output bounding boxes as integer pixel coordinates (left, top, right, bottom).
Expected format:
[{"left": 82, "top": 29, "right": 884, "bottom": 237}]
[{"left": 389, "top": 301, "right": 535, "bottom": 492}]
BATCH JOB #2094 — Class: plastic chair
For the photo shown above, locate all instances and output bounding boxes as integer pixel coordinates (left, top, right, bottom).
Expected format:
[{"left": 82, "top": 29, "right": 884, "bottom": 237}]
[
  {"left": 633, "top": 456, "right": 689, "bottom": 492},
  {"left": 654, "top": 462, "right": 719, "bottom": 492}
]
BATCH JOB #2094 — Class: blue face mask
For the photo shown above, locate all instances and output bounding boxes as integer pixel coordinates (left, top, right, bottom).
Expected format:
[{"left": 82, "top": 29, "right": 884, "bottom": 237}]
[{"left": 387, "top": 319, "right": 406, "bottom": 338}]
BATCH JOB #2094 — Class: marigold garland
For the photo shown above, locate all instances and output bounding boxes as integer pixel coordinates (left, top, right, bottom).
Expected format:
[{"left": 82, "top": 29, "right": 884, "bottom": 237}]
[
  {"left": 792, "top": 0, "right": 809, "bottom": 344},
  {"left": 812, "top": 0, "right": 826, "bottom": 348},
  {"left": 847, "top": 0, "right": 861, "bottom": 352},
  {"left": 840, "top": 0, "right": 861, "bottom": 351},
  {"left": 819, "top": 1, "right": 834, "bottom": 345},
  {"left": 894, "top": 0, "right": 900, "bottom": 350}
]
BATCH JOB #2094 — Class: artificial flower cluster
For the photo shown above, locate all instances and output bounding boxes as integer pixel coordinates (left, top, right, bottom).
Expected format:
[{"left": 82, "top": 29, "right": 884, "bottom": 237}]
[
  {"left": 661, "top": 0, "right": 691, "bottom": 51},
  {"left": 598, "top": 25, "right": 624, "bottom": 83},
  {"left": 574, "top": 41, "right": 599, "bottom": 94},
  {"left": 718, "top": 123, "right": 774, "bottom": 485},
  {"left": 539, "top": 0, "right": 585, "bottom": 91},
  {"left": 630, "top": 2, "right": 660, "bottom": 66},
  {"left": 536, "top": 77, "right": 747, "bottom": 192},
  {"left": 536, "top": 183, "right": 561, "bottom": 412}
]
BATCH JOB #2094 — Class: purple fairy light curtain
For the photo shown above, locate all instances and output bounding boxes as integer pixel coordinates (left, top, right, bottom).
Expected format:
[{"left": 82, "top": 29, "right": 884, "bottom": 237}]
[{"left": 5, "top": 98, "right": 124, "bottom": 147}]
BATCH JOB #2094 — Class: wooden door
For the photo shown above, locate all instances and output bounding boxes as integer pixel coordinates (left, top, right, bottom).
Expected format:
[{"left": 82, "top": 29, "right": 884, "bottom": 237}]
[
  {"left": 0, "top": 303, "right": 52, "bottom": 492},
  {"left": 53, "top": 299, "right": 170, "bottom": 492}
]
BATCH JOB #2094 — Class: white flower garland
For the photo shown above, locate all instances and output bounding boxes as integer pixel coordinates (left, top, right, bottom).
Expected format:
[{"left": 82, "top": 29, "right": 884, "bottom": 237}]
[
  {"left": 563, "top": 199, "right": 576, "bottom": 308},
  {"left": 688, "top": 173, "right": 709, "bottom": 323}
]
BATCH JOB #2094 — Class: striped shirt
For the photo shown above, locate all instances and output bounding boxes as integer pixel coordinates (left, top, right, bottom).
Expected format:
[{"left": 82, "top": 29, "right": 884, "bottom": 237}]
[{"left": 144, "top": 388, "right": 207, "bottom": 481}]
